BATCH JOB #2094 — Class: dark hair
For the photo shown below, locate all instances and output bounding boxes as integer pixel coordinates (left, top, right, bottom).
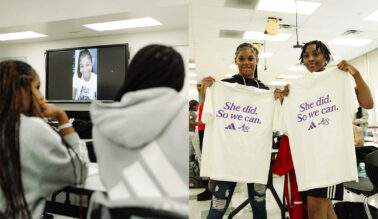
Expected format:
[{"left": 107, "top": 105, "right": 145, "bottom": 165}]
[
  {"left": 0, "top": 60, "right": 37, "bottom": 218},
  {"left": 114, "top": 44, "right": 185, "bottom": 101},
  {"left": 76, "top": 49, "right": 93, "bottom": 78},
  {"left": 0, "top": 61, "right": 82, "bottom": 218},
  {"left": 299, "top": 40, "right": 332, "bottom": 66},
  {"left": 235, "top": 43, "right": 259, "bottom": 78},
  {"left": 189, "top": 100, "right": 199, "bottom": 110}
]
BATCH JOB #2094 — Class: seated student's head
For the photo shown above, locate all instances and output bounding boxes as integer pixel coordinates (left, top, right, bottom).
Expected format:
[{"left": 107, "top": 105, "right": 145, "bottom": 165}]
[
  {"left": 77, "top": 49, "right": 93, "bottom": 81},
  {"left": 114, "top": 44, "right": 185, "bottom": 101},
  {"left": 299, "top": 40, "right": 332, "bottom": 73},
  {"left": 0, "top": 60, "right": 44, "bottom": 117},
  {"left": 0, "top": 60, "right": 43, "bottom": 218}
]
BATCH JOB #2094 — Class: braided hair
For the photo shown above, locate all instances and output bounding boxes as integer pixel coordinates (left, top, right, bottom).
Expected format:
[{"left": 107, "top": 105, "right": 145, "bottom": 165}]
[
  {"left": 0, "top": 60, "right": 83, "bottom": 218},
  {"left": 299, "top": 40, "right": 332, "bottom": 66}
]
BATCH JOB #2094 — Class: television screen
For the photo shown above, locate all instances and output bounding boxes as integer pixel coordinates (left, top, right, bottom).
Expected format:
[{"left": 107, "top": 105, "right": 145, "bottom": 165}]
[{"left": 46, "top": 44, "right": 128, "bottom": 102}]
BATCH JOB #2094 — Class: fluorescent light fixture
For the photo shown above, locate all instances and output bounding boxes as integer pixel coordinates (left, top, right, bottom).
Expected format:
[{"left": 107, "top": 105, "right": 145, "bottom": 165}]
[
  {"left": 268, "top": 81, "right": 292, "bottom": 86},
  {"left": 277, "top": 75, "right": 303, "bottom": 79},
  {"left": 329, "top": 38, "right": 372, "bottom": 46},
  {"left": 189, "top": 73, "right": 197, "bottom": 77},
  {"left": 259, "top": 52, "right": 273, "bottom": 58},
  {"left": 365, "top": 10, "right": 378, "bottom": 22},
  {"left": 189, "top": 63, "right": 196, "bottom": 69},
  {"left": 288, "top": 66, "right": 307, "bottom": 71},
  {"left": 189, "top": 80, "right": 198, "bottom": 84},
  {"left": 83, "top": 17, "right": 162, "bottom": 31},
  {"left": 243, "top": 31, "right": 291, "bottom": 41},
  {"left": 257, "top": 0, "right": 321, "bottom": 15},
  {"left": 0, "top": 31, "right": 47, "bottom": 41},
  {"left": 332, "top": 56, "right": 342, "bottom": 61},
  {"left": 225, "top": 74, "right": 234, "bottom": 78}
]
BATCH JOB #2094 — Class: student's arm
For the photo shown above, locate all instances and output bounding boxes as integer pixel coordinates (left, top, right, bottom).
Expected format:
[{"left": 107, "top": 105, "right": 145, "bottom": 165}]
[
  {"left": 21, "top": 117, "right": 88, "bottom": 196},
  {"left": 41, "top": 103, "right": 75, "bottom": 136},
  {"left": 337, "top": 60, "right": 374, "bottom": 109},
  {"left": 201, "top": 76, "right": 216, "bottom": 101},
  {"left": 41, "top": 102, "right": 89, "bottom": 162},
  {"left": 189, "top": 119, "right": 203, "bottom": 128}
]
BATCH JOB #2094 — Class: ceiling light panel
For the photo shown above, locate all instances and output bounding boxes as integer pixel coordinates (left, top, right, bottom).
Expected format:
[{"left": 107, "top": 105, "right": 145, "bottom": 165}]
[
  {"left": 0, "top": 31, "right": 47, "bottom": 41},
  {"left": 277, "top": 75, "right": 303, "bottom": 79},
  {"left": 83, "top": 17, "right": 162, "bottom": 31},
  {"left": 268, "top": 81, "right": 292, "bottom": 86},
  {"left": 259, "top": 52, "right": 273, "bottom": 58},
  {"left": 329, "top": 38, "right": 372, "bottom": 46},
  {"left": 257, "top": 0, "right": 321, "bottom": 15},
  {"left": 189, "top": 63, "right": 196, "bottom": 69},
  {"left": 364, "top": 10, "right": 378, "bottom": 22},
  {"left": 243, "top": 31, "right": 291, "bottom": 41}
]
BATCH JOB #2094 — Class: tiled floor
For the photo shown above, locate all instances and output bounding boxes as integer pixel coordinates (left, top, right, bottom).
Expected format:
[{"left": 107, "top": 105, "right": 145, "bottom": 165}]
[
  {"left": 189, "top": 174, "right": 378, "bottom": 219},
  {"left": 50, "top": 174, "right": 378, "bottom": 219}
]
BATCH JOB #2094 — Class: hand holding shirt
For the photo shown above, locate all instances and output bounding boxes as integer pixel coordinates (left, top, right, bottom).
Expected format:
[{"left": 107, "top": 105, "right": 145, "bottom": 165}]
[
  {"left": 201, "top": 81, "right": 280, "bottom": 184},
  {"left": 276, "top": 69, "right": 359, "bottom": 191}
]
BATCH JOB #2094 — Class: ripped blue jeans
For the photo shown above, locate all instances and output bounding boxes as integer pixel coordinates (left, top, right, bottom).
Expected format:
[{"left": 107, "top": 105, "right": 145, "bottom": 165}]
[{"left": 207, "top": 180, "right": 267, "bottom": 219}]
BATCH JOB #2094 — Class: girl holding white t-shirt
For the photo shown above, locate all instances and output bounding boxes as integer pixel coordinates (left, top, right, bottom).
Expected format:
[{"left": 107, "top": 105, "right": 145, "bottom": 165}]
[
  {"left": 276, "top": 40, "right": 373, "bottom": 219},
  {"left": 201, "top": 43, "right": 282, "bottom": 219}
]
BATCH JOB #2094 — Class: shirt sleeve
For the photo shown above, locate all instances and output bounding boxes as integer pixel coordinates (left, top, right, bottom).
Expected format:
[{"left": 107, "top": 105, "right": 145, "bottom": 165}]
[
  {"left": 202, "top": 85, "right": 214, "bottom": 124},
  {"left": 21, "top": 118, "right": 88, "bottom": 195},
  {"left": 63, "top": 132, "right": 90, "bottom": 163}
]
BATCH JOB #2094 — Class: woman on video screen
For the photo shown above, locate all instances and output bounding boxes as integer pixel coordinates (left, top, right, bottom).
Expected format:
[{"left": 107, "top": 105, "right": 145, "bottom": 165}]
[{"left": 72, "top": 49, "right": 97, "bottom": 100}]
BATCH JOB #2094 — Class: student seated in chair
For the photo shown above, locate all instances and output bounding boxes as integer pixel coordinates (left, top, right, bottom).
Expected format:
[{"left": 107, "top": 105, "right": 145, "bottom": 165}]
[
  {"left": 0, "top": 60, "right": 87, "bottom": 219},
  {"left": 88, "top": 44, "right": 188, "bottom": 219}
]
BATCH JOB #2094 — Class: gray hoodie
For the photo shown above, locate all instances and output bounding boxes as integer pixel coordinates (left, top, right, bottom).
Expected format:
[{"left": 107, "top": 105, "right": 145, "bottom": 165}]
[
  {"left": 0, "top": 115, "right": 87, "bottom": 219},
  {"left": 89, "top": 87, "right": 188, "bottom": 216}
]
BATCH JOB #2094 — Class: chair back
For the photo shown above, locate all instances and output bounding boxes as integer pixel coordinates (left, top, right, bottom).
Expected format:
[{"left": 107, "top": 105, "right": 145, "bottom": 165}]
[{"left": 365, "top": 150, "right": 378, "bottom": 190}]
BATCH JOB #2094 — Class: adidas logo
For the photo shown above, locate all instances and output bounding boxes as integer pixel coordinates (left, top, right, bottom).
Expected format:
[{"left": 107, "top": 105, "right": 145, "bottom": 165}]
[
  {"left": 308, "top": 121, "right": 317, "bottom": 130},
  {"left": 225, "top": 123, "right": 236, "bottom": 130}
]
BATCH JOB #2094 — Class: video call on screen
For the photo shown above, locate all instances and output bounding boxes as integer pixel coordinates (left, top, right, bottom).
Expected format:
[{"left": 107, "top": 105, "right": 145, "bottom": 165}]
[{"left": 47, "top": 45, "right": 127, "bottom": 102}]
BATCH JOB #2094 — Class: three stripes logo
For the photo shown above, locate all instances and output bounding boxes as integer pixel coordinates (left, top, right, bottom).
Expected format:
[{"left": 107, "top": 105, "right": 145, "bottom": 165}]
[
  {"left": 225, "top": 123, "right": 236, "bottom": 130},
  {"left": 308, "top": 121, "right": 317, "bottom": 130}
]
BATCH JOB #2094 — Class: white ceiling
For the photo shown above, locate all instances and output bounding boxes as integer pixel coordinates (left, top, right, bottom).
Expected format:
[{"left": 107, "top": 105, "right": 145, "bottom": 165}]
[
  {"left": 189, "top": 0, "right": 378, "bottom": 85},
  {"left": 0, "top": 0, "right": 188, "bottom": 44}
]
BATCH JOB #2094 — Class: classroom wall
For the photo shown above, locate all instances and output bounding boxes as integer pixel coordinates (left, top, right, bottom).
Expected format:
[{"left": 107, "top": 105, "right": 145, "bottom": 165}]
[
  {"left": 350, "top": 48, "right": 378, "bottom": 126},
  {"left": 0, "top": 28, "right": 188, "bottom": 110}
]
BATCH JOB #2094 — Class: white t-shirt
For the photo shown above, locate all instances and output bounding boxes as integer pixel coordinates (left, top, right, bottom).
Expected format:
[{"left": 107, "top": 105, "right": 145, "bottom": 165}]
[
  {"left": 73, "top": 73, "right": 97, "bottom": 100},
  {"left": 201, "top": 81, "right": 280, "bottom": 184},
  {"left": 276, "top": 69, "right": 359, "bottom": 191}
]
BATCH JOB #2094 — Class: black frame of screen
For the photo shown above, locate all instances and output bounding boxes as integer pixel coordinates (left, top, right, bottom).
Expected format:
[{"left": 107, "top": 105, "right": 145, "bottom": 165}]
[{"left": 45, "top": 43, "right": 129, "bottom": 103}]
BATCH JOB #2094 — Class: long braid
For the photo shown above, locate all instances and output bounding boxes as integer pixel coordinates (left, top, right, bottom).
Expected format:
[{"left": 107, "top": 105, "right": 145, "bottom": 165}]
[
  {"left": 0, "top": 60, "right": 85, "bottom": 218},
  {"left": 0, "top": 61, "right": 32, "bottom": 219}
]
